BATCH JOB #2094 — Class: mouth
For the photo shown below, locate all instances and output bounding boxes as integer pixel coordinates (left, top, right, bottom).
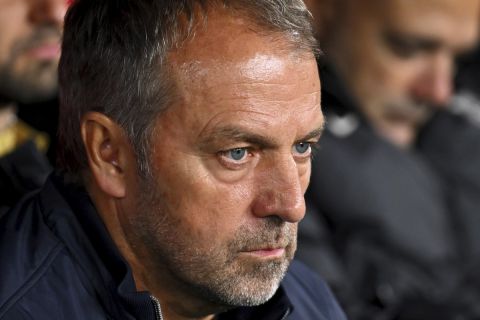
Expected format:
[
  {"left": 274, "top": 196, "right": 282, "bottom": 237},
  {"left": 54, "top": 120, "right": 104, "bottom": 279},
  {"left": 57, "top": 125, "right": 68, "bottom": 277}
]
[
  {"left": 386, "top": 100, "right": 431, "bottom": 118},
  {"left": 24, "top": 40, "right": 61, "bottom": 60},
  {"left": 241, "top": 246, "right": 286, "bottom": 259}
]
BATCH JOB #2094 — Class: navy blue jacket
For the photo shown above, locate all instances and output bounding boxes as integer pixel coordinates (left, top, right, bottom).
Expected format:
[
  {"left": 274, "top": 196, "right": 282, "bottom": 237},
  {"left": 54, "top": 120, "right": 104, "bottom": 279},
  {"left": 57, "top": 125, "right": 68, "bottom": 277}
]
[
  {"left": 0, "top": 173, "right": 346, "bottom": 320},
  {"left": 0, "top": 140, "right": 51, "bottom": 214}
]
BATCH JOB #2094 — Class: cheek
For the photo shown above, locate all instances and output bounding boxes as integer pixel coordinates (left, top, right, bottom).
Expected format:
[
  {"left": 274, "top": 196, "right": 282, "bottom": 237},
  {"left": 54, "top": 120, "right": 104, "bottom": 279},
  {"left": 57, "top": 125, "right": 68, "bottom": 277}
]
[
  {"left": 382, "top": 59, "right": 427, "bottom": 97},
  {"left": 339, "top": 46, "right": 389, "bottom": 104},
  {"left": 373, "top": 42, "right": 431, "bottom": 98},
  {"left": 0, "top": 30, "right": 14, "bottom": 65},
  {"left": 354, "top": 54, "right": 419, "bottom": 108},
  {"left": 0, "top": 7, "right": 26, "bottom": 55},
  {"left": 300, "top": 164, "right": 311, "bottom": 193},
  {"left": 161, "top": 165, "right": 254, "bottom": 244}
]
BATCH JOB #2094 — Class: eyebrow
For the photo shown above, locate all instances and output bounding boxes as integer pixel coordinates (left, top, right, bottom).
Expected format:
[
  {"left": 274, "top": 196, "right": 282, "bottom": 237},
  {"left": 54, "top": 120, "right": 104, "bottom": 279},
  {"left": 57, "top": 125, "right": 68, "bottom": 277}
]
[
  {"left": 296, "top": 126, "right": 325, "bottom": 144},
  {"left": 198, "top": 124, "right": 325, "bottom": 150},
  {"left": 384, "top": 31, "right": 443, "bottom": 52}
]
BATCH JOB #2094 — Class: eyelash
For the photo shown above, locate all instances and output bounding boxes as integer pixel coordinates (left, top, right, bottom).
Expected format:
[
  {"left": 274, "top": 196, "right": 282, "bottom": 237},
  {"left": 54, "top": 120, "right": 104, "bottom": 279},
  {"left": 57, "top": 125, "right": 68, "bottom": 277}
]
[
  {"left": 310, "top": 141, "right": 321, "bottom": 160},
  {"left": 222, "top": 147, "right": 251, "bottom": 161},
  {"left": 217, "top": 147, "right": 253, "bottom": 170},
  {"left": 292, "top": 141, "right": 320, "bottom": 163},
  {"left": 217, "top": 140, "right": 320, "bottom": 169}
]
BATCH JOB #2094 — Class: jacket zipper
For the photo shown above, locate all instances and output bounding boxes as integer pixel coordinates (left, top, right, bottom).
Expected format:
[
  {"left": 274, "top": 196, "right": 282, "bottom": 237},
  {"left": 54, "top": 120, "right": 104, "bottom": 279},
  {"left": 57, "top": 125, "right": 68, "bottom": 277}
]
[
  {"left": 279, "top": 308, "right": 290, "bottom": 320},
  {"left": 150, "top": 295, "right": 164, "bottom": 320}
]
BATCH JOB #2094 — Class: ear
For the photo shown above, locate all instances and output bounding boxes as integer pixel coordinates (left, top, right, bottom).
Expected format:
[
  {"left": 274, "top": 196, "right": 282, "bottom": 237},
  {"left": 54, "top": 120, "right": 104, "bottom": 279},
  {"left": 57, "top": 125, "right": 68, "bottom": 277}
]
[{"left": 81, "top": 112, "right": 133, "bottom": 198}]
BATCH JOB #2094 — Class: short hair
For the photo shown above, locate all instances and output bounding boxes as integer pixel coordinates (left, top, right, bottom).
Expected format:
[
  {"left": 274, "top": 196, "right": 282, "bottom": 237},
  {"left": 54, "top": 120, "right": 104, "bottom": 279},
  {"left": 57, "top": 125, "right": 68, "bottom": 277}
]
[{"left": 58, "top": 0, "right": 319, "bottom": 178}]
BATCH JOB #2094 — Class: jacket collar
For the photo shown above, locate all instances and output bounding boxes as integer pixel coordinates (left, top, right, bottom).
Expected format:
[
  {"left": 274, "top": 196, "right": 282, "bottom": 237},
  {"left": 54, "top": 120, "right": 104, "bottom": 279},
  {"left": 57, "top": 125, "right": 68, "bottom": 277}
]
[{"left": 40, "top": 172, "right": 157, "bottom": 319}]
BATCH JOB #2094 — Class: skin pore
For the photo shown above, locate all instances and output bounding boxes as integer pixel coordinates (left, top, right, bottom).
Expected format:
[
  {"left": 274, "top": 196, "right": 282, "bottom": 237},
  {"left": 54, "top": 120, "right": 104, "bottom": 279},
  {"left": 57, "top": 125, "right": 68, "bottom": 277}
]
[
  {"left": 306, "top": 0, "right": 480, "bottom": 147},
  {"left": 83, "top": 9, "right": 323, "bottom": 320}
]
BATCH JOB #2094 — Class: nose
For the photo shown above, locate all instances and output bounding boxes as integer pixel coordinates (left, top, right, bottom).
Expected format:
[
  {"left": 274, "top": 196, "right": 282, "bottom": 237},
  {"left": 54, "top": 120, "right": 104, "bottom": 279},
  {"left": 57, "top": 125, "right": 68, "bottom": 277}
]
[
  {"left": 28, "top": 0, "right": 67, "bottom": 27},
  {"left": 251, "top": 155, "right": 306, "bottom": 223},
  {"left": 411, "top": 52, "right": 453, "bottom": 107}
]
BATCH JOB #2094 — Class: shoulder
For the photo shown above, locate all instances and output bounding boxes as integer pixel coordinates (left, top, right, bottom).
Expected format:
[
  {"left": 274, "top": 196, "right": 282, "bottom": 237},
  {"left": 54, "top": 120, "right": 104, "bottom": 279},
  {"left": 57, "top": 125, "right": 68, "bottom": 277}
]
[
  {"left": 419, "top": 110, "right": 480, "bottom": 179},
  {"left": 0, "top": 140, "right": 52, "bottom": 208},
  {"left": 0, "top": 185, "right": 105, "bottom": 320},
  {"left": 0, "top": 189, "right": 63, "bottom": 316},
  {"left": 282, "top": 260, "right": 347, "bottom": 320},
  {"left": 419, "top": 110, "right": 480, "bottom": 154}
]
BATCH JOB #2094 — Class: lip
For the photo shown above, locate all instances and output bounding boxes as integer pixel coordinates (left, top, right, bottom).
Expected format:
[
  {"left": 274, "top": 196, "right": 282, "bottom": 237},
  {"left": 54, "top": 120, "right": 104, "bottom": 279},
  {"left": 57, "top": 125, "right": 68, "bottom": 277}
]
[
  {"left": 243, "top": 247, "right": 286, "bottom": 258},
  {"left": 25, "top": 42, "right": 61, "bottom": 60}
]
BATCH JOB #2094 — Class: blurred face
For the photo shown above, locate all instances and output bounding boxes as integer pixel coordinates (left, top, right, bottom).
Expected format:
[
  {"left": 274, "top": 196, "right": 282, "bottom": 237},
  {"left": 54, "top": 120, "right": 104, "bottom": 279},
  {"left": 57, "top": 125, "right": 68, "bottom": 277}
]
[
  {"left": 0, "top": 0, "right": 67, "bottom": 104},
  {"left": 323, "top": 0, "right": 480, "bottom": 146},
  {"left": 122, "top": 15, "right": 322, "bottom": 314}
]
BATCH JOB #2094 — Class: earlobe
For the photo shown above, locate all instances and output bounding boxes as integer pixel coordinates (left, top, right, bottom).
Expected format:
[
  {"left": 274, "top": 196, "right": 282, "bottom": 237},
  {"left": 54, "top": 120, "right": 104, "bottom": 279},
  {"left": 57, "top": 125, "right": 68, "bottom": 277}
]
[{"left": 81, "top": 112, "right": 131, "bottom": 198}]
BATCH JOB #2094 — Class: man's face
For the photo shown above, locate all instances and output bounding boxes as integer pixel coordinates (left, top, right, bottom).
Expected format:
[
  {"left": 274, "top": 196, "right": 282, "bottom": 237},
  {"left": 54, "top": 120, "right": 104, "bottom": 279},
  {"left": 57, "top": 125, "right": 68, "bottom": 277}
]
[
  {"left": 0, "top": 0, "right": 66, "bottom": 104},
  {"left": 122, "top": 16, "right": 323, "bottom": 311},
  {"left": 324, "top": 0, "right": 479, "bottom": 145}
]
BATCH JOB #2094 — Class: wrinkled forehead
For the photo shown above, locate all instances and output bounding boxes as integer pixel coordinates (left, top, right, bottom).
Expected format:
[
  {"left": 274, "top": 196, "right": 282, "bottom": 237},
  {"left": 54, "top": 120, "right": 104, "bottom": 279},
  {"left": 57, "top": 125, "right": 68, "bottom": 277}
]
[
  {"left": 168, "top": 9, "right": 318, "bottom": 99},
  {"left": 171, "top": 56, "right": 319, "bottom": 111}
]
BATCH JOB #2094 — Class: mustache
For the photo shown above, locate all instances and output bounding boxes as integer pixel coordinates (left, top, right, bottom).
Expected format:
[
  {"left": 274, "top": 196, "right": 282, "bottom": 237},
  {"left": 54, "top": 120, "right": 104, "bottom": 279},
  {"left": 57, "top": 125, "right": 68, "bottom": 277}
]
[
  {"left": 384, "top": 98, "right": 431, "bottom": 120},
  {"left": 230, "top": 217, "right": 296, "bottom": 252},
  {"left": 11, "top": 25, "right": 62, "bottom": 56}
]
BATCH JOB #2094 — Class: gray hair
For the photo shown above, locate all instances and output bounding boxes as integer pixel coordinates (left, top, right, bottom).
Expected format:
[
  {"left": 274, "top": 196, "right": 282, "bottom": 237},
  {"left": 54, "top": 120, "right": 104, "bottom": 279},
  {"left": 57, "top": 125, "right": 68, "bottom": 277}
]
[{"left": 58, "top": 0, "right": 319, "bottom": 178}]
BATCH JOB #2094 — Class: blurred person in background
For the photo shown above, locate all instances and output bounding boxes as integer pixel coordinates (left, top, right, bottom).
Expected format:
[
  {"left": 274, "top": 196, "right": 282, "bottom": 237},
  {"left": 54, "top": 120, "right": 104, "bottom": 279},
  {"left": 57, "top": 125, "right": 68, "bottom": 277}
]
[
  {"left": 0, "top": 0, "right": 67, "bottom": 212},
  {"left": 299, "top": 0, "right": 480, "bottom": 319}
]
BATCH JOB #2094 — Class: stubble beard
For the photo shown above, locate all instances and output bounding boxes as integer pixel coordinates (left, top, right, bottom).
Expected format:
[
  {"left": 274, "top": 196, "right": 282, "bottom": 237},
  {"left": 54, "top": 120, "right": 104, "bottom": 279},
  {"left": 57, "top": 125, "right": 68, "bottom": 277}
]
[
  {"left": 0, "top": 26, "right": 60, "bottom": 104},
  {"left": 384, "top": 96, "right": 434, "bottom": 126},
  {"left": 1, "top": 61, "right": 58, "bottom": 103},
  {"left": 131, "top": 176, "right": 296, "bottom": 310}
]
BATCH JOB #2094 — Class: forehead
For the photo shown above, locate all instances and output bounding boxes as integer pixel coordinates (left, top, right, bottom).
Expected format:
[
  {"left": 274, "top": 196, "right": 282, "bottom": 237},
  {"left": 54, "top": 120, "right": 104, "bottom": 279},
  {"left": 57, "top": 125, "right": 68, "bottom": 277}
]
[
  {"left": 170, "top": 8, "right": 312, "bottom": 69},
  {"left": 166, "top": 10, "right": 320, "bottom": 128},
  {"left": 367, "top": 0, "right": 480, "bottom": 48}
]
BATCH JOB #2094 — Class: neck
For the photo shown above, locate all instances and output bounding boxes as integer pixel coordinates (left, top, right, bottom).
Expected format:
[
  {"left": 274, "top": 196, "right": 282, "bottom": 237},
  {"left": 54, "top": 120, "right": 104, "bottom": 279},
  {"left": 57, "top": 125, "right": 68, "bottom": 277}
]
[
  {"left": 376, "top": 121, "right": 418, "bottom": 148},
  {"left": 86, "top": 181, "right": 223, "bottom": 320},
  {"left": 133, "top": 254, "right": 225, "bottom": 320},
  {"left": 145, "top": 269, "right": 225, "bottom": 320}
]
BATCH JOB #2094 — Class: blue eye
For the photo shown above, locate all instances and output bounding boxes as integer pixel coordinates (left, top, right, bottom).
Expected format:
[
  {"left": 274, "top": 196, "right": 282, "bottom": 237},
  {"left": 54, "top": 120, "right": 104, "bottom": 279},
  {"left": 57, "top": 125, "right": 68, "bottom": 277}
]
[
  {"left": 227, "top": 148, "right": 247, "bottom": 161},
  {"left": 294, "top": 142, "right": 311, "bottom": 154}
]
